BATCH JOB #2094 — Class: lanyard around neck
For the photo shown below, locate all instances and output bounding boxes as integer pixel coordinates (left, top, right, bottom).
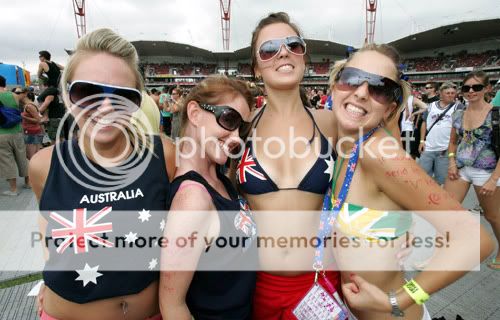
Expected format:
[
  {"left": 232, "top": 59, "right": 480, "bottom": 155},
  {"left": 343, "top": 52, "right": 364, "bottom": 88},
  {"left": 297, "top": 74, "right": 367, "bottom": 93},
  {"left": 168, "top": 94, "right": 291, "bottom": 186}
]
[{"left": 313, "top": 127, "right": 379, "bottom": 271}]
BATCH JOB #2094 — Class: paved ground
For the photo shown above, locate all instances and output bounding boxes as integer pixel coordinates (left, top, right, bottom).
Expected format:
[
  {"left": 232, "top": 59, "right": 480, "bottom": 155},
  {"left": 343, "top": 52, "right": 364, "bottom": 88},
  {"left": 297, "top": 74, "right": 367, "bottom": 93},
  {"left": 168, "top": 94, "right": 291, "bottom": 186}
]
[{"left": 0, "top": 177, "right": 498, "bottom": 319}]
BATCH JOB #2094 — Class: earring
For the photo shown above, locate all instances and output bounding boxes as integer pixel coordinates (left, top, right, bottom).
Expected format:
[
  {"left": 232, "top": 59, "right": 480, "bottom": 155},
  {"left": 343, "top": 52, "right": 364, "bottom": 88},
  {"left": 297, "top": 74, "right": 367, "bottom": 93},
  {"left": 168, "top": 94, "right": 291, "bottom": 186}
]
[{"left": 255, "top": 75, "right": 262, "bottom": 82}]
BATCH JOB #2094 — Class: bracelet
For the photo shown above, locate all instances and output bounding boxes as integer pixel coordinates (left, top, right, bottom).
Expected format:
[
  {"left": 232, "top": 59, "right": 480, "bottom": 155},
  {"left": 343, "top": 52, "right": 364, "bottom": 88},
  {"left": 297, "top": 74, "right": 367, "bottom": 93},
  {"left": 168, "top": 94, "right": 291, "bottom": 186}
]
[
  {"left": 420, "top": 140, "right": 425, "bottom": 143},
  {"left": 402, "top": 279, "right": 429, "bottom": 305},
  {"left": 447, "top": 152, "right": 455, "bottom": 158}
]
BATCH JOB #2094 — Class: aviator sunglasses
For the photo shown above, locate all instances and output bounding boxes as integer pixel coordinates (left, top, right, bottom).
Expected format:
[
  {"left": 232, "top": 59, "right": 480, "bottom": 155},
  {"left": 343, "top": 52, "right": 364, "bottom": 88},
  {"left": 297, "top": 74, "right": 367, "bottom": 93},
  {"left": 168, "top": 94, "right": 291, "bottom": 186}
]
[
  {"left": 198, "top": 103, "right": 248, "bottom": 132},
  {"left": 335, "top": 67, "right": 403, "bottom": 104},
  {"left": 258, "top": 36, "right": 307, "bottom": 61},
  {"left": 68, "top": 80, "right": 142, "bottom": 109},
  {"left": 461, "top": 84, "right": 485, "bottom": 93}
]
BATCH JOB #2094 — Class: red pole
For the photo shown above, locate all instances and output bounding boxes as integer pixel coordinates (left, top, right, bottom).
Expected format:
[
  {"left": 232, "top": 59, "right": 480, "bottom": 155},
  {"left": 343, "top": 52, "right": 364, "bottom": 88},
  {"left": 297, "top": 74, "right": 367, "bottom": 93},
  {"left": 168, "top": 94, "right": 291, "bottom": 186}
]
[
  {"left": 365, "top": 0, "right": 377, "bottom": 44},
  {"left": 219, "top": 0, "right": 231, "bottom": 51},
  {"left": 73, "top": 0, "right": 86, "bottom": 39}
]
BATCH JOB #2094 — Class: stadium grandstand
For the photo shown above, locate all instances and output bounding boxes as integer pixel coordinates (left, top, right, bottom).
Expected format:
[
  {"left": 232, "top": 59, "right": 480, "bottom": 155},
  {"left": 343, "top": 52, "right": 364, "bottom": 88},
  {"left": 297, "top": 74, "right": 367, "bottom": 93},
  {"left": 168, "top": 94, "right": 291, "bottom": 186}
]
[{"left": 133, "top": 18, "right": 500, "bottom": 91}]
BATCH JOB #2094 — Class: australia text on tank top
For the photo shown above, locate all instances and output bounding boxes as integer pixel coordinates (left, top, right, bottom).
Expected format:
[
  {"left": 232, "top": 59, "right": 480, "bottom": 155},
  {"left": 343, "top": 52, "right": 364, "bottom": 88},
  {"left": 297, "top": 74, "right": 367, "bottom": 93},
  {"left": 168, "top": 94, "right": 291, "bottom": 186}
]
[{"left": 39, "top": 136, "right": 170, "bottom": 303}]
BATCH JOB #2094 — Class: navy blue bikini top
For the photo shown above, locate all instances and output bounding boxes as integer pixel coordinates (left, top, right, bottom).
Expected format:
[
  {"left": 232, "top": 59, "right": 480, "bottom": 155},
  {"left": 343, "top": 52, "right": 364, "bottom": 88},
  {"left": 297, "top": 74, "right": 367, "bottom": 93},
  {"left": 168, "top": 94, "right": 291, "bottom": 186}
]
[{"left": 236, "top": 105, "right": 336, "bottom": 195}]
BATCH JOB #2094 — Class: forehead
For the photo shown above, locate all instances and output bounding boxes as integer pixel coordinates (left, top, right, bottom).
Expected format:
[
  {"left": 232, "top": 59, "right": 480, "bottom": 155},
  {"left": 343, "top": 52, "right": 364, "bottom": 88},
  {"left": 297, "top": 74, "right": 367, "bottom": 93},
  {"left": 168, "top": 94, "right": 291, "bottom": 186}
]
[
  {"left": 256, "top": 23, "right": 298, "bottom": 45},
  {"left": 72, "top": 52, "right": 136, "bottom": 88},
  {"left": 346, "top": 51, "right": 397, "bottom": 81},
  {"left": 219, "top": 93, "right": 250, "bottom": 118},
  {"left": 464, "top": 77, "right": 484, "bottom": 85}
]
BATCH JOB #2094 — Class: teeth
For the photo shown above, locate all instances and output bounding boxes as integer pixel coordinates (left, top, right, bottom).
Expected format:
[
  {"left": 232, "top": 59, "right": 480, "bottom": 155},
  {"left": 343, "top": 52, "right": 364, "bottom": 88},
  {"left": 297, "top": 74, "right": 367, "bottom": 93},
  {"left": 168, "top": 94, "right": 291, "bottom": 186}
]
[
  {"left": 277, "top": 64, "right": 293, "bottom": 72},
  {"left": 345, "top": 104, "right": 367, "bottom": 116},
  {"left": 93, "top": 118, "right": 114, "bottom": 125}
]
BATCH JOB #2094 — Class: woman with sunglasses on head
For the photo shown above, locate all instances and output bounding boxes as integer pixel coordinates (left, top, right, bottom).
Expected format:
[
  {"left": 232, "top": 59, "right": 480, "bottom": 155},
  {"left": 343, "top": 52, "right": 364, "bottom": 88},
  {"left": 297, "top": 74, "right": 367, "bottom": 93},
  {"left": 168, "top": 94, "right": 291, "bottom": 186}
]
[
  {"left": 235, "top": 12, "right": 345, "bottom": 319},
  {"left": 445, "top": 71, "right": 500, "bottom": 271},
  {"left": 325, "top": 44, "right": 493, "bottom": 319},
  {"left": 29, "top": 28, "right": 176, "bottom": 320},
  {"left": 160, "top": 76, "right": 257, "bottom": 320}
]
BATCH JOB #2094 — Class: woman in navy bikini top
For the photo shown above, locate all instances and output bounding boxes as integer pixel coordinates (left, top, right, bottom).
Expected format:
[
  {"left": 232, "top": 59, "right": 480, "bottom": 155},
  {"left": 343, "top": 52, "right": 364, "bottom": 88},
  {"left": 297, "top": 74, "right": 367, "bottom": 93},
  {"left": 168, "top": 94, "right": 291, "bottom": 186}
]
[
  {"left": 239, "top": 12, "right": 342, "bottom": 320},
  {"left": 237, "top": 104, "right": 335, "bottom": 195}
]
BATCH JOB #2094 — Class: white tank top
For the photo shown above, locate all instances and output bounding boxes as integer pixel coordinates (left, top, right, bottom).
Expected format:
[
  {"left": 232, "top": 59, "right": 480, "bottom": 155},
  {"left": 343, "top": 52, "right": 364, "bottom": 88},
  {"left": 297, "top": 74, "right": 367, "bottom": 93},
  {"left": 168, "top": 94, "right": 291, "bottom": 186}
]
[{"left": 400, "top": 96, "right": 414, "bottom": 132}]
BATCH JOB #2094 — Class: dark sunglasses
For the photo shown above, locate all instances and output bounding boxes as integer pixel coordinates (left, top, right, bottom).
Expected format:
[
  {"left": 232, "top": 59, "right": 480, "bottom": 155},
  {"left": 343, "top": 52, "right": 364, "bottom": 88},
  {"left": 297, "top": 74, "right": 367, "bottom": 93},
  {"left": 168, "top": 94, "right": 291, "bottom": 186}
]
[
  {"left": 68, "top": 80, "right": 142, "bottom": 109},
  {"left": 335, "top": 67, "right": 402, "bottom": 104},
  {"left": 461, "top": 84, "right": 485, "bottom": 93},
  {"left": 258, "top": 36, "right": 307, "bottom": 61},
  {"left": 199, "top": 103, "right": 247, "bottom": 132},
  {"left": 425, "top": 86, "right": 433, "bottom": 89}
]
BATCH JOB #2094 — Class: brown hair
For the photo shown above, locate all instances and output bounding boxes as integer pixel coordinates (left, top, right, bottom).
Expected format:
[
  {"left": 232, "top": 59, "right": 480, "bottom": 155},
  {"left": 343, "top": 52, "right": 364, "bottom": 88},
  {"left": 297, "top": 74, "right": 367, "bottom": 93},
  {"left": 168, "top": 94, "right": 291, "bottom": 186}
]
[
  {"left": 328, "top": 43, "right": 410, "bottom": 120},
  {"left": 179, "top": 76, "right": 255, "bottom": 137},
  {"left": 463, "top": 70, "right": 490, "bottom": 86},
  {"left": 250, "top": 12, "right": 303, "bottom": 79}
]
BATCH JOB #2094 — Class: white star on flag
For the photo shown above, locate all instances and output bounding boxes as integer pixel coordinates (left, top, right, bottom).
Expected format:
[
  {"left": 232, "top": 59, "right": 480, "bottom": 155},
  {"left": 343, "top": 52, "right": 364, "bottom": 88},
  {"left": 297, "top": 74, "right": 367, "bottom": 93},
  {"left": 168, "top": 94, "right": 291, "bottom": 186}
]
[
  {"left": 160, "top": 219, "right": 165, "bottom": 231},
  {"left": 124, "top": 231, "right": 138, "bottom": 244},
  {"left": 75, "top": 263, "right": 102, "bottom": 287},
  {"left": 138, "top": 209, "right": 151, "bottom": 222},
  {"left": 324, "top": 155, "right": 334, "bottom": 182},
  {"left": 148, "top": 258, "right": 158, "bottom": 270}
]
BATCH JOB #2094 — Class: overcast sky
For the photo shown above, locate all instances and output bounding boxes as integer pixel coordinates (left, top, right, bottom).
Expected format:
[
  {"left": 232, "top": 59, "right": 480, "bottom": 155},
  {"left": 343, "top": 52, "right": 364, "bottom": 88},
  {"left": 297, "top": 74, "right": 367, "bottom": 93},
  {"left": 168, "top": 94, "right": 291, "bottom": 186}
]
[{"left": 1, "top": 0, "right": 499, "bottom": 74}]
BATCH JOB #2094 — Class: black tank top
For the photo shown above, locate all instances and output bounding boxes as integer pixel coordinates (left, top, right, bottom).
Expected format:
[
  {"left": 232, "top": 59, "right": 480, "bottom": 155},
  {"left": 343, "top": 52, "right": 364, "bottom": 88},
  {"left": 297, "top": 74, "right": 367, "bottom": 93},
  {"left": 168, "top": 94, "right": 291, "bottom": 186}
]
[
  {"left": 39, "top": 136, "right": 170, "bottom": 303},
  {"left": 168, "top": 169, "right": 257, "bottom": 320},
  {"left": 45, "top": 61, "right": 61, "bottom": 87}
]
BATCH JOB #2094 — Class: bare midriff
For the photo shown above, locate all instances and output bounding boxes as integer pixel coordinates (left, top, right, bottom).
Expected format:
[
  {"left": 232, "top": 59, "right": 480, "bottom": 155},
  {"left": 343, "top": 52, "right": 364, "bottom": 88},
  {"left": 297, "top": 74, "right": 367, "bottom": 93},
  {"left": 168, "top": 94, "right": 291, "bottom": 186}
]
[
  {"left": 246, "top": 190, "right": 335, "bottom": 276},
  {"left": 42, "top": 281, "right": 159, "bottom": 320}
]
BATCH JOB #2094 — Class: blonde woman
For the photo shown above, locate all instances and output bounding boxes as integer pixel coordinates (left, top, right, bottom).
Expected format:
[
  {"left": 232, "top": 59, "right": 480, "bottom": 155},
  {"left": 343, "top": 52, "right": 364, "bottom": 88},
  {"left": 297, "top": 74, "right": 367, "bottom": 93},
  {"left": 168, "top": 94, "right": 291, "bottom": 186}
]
[
  {"left": 30, "top": 28, "right": 176, "bottom": 320},
  {"left": 325, "top": 44, "right": 493, "bottom": 319}
]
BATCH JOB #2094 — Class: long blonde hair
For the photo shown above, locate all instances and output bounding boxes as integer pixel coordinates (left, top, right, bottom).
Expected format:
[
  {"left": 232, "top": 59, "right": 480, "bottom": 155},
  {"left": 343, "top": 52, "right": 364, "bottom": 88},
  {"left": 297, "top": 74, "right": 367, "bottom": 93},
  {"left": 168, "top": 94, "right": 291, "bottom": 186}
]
[
  {"left": 328, "top": 44, "right": 411, "bottom": 121},
  {"left": 60, "top": 28, "right": 152, "bottom": 152}
]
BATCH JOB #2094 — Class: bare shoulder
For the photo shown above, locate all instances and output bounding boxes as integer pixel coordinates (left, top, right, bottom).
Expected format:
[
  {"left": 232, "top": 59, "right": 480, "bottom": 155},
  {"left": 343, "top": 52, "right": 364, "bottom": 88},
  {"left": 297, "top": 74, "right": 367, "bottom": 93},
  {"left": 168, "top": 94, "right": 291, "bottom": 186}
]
[
  {"left": 310, "top": 108, "right": 336, "bottom": 140},
  {"left": 170, "top": 180, "right": 212, "bottom": 212},
  {"left": 160, "top": 134, "right": 177, "bottom": 181},
  {"left": 29, "top": 146, "right": 54, "bottom": 201}
]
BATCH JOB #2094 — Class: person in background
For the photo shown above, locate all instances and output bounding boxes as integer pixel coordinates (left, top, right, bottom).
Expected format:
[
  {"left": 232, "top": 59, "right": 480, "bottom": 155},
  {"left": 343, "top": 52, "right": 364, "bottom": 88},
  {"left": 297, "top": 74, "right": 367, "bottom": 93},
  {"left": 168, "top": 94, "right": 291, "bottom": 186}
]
[
  {"left": 37, "top": 50, "right": 64, "bottom": 88},
  {"left": 418, "top": 82, "right": 463, "bottom": 185},
  {"left": 37, "top": 78, "right": 65, "bottom": 144},
  {"left": 159, "top": 87, "right": 172, "bottom": 136},
  {"left": 21, "top": 90, "right": 44, "bottom": 159},
  {"left": 170, "top": 87, "right": 183, "bottom": 139},
  {"left": 446, "top": 71, "right": 500, "bottom": 271},
  {"left": 0, "top": 87, "right": 30, "bottom": 196}
]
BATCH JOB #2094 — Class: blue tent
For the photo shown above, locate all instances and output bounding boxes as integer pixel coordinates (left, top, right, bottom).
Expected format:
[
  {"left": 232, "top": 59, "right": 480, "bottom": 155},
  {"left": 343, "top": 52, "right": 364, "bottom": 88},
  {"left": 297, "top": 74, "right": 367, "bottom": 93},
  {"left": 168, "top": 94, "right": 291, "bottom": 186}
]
[{"left": 0, "top": 63, "right": 27, "bottom": 87}]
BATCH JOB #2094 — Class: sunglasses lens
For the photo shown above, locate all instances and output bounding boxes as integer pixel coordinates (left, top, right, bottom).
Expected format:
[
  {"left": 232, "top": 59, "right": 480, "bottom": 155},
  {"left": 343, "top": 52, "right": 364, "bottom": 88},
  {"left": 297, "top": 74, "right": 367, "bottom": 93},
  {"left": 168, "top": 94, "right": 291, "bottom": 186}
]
[
  {"left": 114, "top": 88, "right": 142, "bottom": 107},
  {"left": 285, "top": 37, "right": 306, "bottom": 55},
  {"left": 472, "top": 85, "right": 484, "bottom": 92},
  {"left": 259, "top": 40, "right": 280, "bottom": 61},
  {"left": 218, "top": 109, "right": 242, "bottom": 131},
  {"left": 336, "top": 68, "right": 400, "bottom": 104},
  {"left": 69, "top": 82, "right": 103, "bottom": 107}
]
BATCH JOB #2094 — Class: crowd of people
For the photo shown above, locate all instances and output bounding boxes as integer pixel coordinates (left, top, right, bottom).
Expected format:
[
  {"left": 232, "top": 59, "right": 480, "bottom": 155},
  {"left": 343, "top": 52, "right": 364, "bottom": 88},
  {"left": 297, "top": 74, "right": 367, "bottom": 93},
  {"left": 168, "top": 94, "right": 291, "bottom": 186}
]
[{"left": 1, "top": 11, "right": 500, "bottom": 320}]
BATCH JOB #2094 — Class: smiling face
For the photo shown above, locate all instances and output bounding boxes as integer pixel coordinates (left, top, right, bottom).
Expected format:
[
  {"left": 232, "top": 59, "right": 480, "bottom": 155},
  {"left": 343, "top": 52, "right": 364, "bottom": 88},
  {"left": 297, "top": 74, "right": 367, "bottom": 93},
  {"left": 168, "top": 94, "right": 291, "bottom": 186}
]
[
  {"left": 462, "top": 77, "right": 488, "bottom": 104},
  {"left": 332, "top": 50, "right": 399, "bottom": 134},
  {"left": 69, "top": 52, "right": 138, "bottom": 145},
  {"left": 253, "top": 23, "right": 306, "bottom": 91},
  {"left": 188, "top": 93, "right": 250, "bottom": 165}
]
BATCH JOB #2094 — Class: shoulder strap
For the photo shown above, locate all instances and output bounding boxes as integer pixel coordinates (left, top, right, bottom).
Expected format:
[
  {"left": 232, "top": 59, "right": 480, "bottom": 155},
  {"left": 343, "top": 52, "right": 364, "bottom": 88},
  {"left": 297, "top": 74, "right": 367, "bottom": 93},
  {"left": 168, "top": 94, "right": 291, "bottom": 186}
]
[
  {"left": 491, "top": 108, "right": 500, "bottom": 159},
  {"left": 425, "top": 102, "right": 455, "bottom": 138}
]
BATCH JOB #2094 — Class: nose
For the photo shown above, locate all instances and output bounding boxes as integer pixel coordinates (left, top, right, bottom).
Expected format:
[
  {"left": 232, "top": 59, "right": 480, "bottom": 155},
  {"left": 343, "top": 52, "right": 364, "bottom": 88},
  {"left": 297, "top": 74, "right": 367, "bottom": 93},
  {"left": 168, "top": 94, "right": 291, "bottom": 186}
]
[
  {"left": 277, "top": 43, "right": 289, "bottom": 58},
  {"left": 353, "top": 82, "right": 370, "bottom": 100},
  {"left": 95, "top": 97, "right": 115, "bottom": 115}
]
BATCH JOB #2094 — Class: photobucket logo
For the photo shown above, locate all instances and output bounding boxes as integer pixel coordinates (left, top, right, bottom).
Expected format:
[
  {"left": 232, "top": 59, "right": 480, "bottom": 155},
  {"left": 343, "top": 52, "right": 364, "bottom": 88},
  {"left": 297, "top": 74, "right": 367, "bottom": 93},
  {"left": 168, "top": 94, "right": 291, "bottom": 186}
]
[
  {"left": 56, "top": 93, "right": 154, "bottom": 192},
  {"left": 174, "top": 127, "right": 334, "bottom": 165}
]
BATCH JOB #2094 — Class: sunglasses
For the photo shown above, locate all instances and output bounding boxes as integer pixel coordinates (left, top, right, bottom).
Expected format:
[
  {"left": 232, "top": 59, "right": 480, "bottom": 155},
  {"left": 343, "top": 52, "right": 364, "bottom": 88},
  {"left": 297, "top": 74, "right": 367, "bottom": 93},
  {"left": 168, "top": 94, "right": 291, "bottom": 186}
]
[
  {"left": 68, "top": 80, "right": 142, "bottom": 109},
  {"left": 199, "top": 103, "right": 247, "bottom": 132},
  {"left": 335, "top": 67, "right": 402, "bottom": 104},
  {"left": 258, "top": 36, "right": 307, "bottom": 61},
  {"left": 425, "top": 86, "right": 434, "bottom": 89},
  {"left": 461, "top": 84, "right": 485, "bottom": 93}
]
